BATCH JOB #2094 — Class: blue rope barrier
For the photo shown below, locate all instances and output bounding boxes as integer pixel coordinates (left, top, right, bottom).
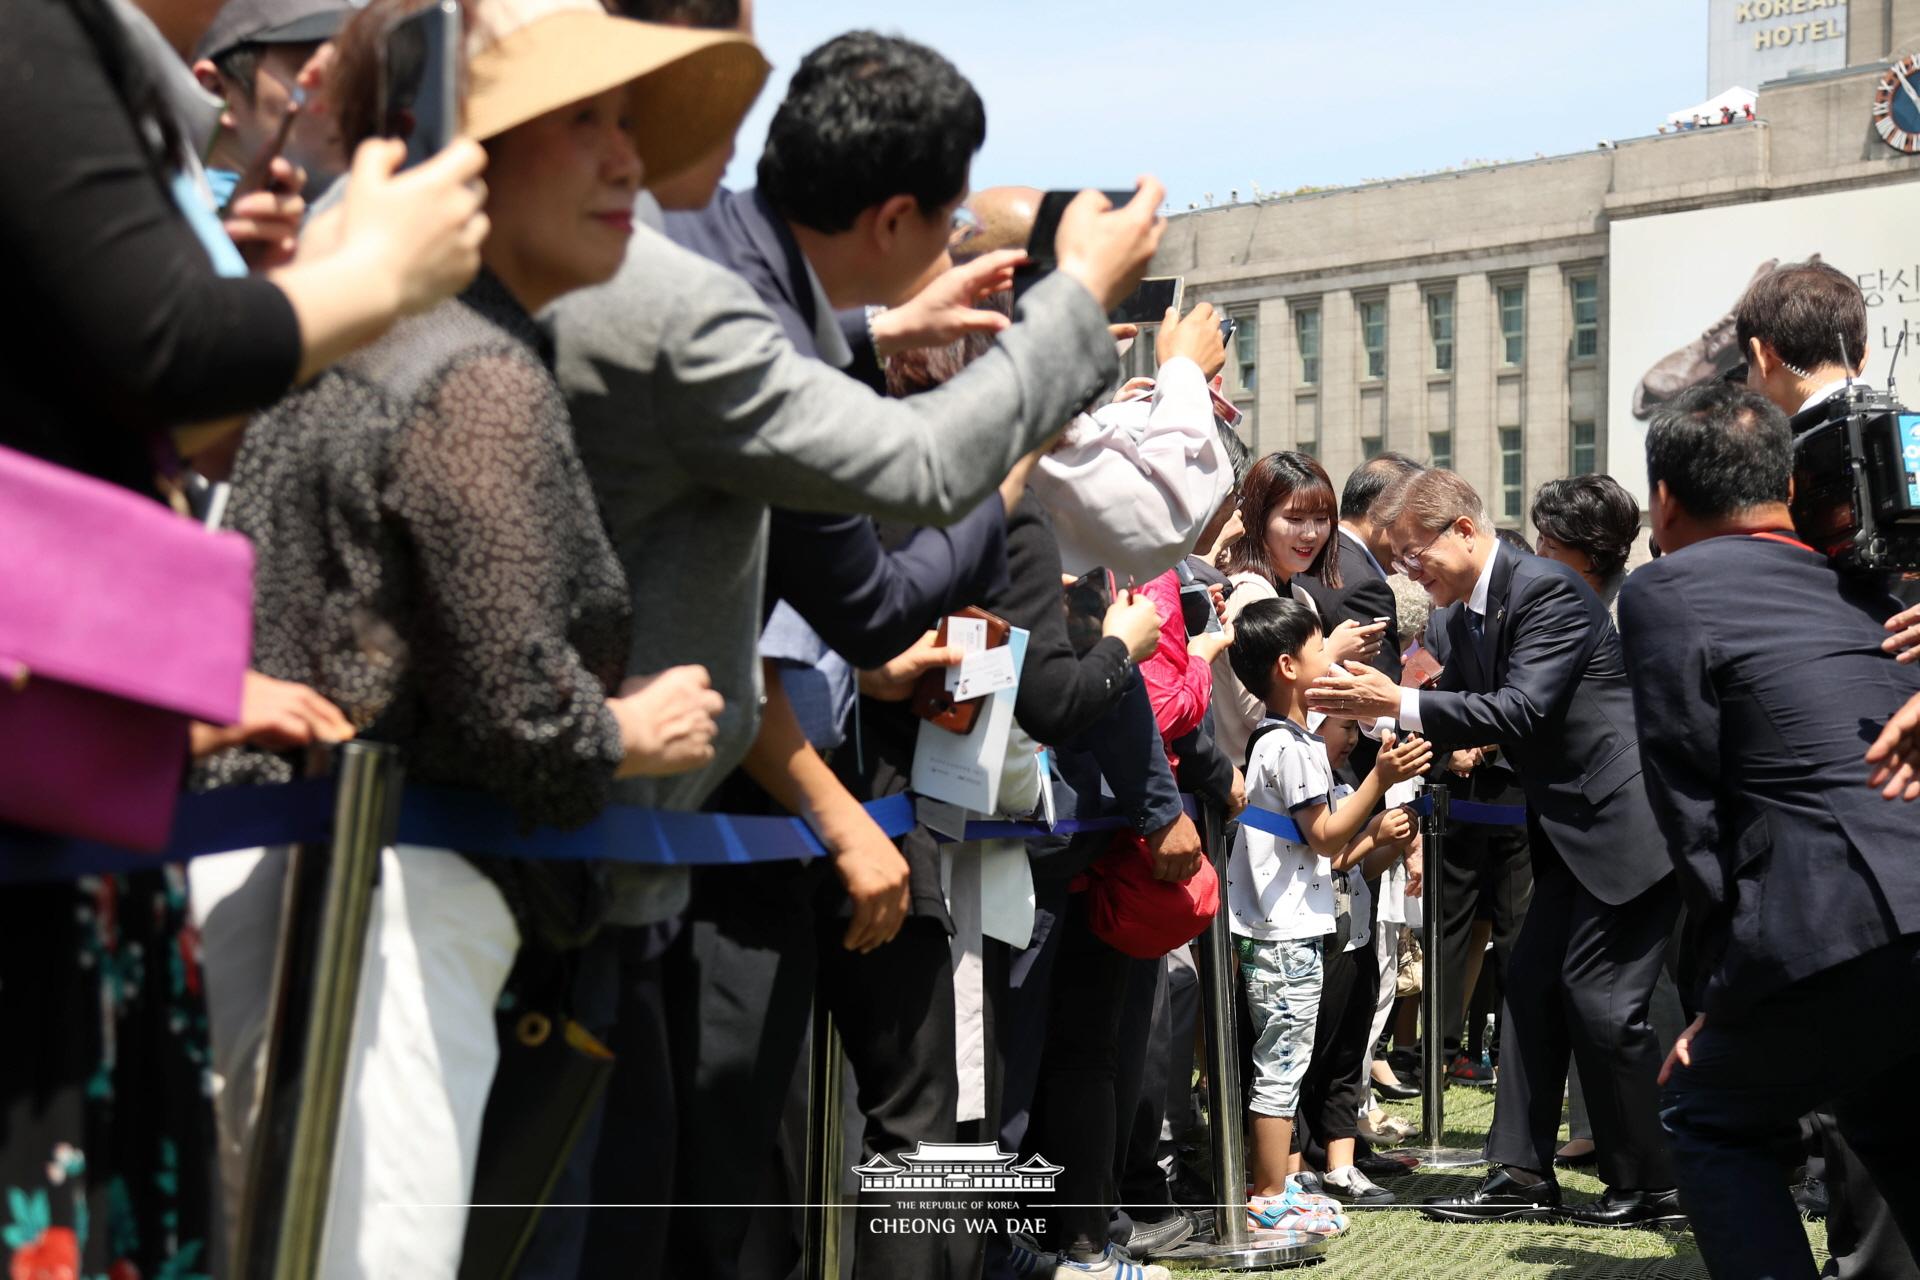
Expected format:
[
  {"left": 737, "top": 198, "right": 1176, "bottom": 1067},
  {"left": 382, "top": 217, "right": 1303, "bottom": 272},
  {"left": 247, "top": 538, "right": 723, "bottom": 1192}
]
[
  {"left": 0, "top": 784, "right": 919, "bottom": 883},
  {"left": 943, "top": 795, "right": 1200, "bottom": 843},
  {"left": 1409, "top": 792, "right": 1529, "bottom": 827}
]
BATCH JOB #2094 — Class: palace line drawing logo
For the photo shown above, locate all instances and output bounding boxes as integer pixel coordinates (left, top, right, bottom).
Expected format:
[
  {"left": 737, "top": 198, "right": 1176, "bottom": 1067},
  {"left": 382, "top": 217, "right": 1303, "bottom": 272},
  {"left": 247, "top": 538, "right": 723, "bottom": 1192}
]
[{"left": 852, "top": 1142, "right": 1063, "bottom": 1194}]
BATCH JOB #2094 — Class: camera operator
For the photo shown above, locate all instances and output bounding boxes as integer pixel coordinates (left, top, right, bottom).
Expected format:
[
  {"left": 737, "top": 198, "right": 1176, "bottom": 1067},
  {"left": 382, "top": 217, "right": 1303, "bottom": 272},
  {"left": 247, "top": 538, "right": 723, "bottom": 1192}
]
[
  {"left": 1619, "top": 382, "right": 1920, "bottom": 1280},
  {"left": 1737, "top": 260, "right": 1870, "bottom": 434}
]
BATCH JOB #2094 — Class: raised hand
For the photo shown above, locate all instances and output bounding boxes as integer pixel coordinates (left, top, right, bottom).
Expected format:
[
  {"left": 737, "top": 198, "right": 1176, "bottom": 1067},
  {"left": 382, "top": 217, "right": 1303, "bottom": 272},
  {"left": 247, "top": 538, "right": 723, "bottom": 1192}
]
[
  {"left": 1054, "top": 179, "right": 1169, "bottom": 311},
  {"left": 871, "top": 248, "right": 1027, "bottom": 356}
]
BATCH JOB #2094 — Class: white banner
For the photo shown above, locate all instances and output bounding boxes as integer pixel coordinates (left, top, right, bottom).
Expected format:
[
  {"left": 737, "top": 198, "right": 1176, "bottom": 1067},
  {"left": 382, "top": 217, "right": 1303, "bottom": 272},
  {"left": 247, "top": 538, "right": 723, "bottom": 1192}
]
[{"left": 1607, "top": 183, "right": 1920, "bottom": 502}]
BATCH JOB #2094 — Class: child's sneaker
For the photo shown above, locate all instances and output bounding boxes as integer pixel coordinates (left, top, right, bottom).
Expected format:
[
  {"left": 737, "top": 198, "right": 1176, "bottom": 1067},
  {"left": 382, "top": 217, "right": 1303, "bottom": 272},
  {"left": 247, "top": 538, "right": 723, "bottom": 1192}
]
[
  {"left": 1283, "top": 1172, "right": 1346, "bottom": 1215},
  {"left": 1248, "top": 1190, "right": 1348, "bottom": 1238},
  {"left": 1055, "top": 1243, "right": 1171, "bottom": 1280},
  {"left": 1323, "top": 1164, "right": 1397, "bottom": 1206}
]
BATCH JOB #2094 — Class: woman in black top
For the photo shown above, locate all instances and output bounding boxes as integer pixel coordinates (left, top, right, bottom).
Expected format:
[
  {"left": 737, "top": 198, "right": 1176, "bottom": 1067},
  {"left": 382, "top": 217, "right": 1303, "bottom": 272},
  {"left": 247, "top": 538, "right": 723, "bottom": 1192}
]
[{"left": 0, "top": 0, "right": 482, "bottom": 1272}]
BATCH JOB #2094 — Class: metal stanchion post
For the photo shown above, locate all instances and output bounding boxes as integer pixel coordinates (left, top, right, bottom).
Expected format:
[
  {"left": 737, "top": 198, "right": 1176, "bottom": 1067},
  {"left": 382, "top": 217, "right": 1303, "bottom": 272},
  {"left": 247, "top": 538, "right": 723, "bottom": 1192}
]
[
  {"left": 1414, "top": 784, "right": 1486, "bottom": 1169},
  {"left": 234, "top": 741, "right": 404, "bottom": 1280},
  {"left": 1161, "top": 801, "right": 1328, "bottom": 1271},
  {"left": 802, "top": 998, "right": 846, "bottom": 1280}
]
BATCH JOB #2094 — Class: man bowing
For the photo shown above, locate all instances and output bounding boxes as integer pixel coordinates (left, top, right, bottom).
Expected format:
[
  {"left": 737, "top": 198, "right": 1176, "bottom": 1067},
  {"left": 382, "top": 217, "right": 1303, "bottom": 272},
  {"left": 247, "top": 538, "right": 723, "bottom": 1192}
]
[{"left": 1306, "top": 469, "right": 1680, "bottom": 1228}]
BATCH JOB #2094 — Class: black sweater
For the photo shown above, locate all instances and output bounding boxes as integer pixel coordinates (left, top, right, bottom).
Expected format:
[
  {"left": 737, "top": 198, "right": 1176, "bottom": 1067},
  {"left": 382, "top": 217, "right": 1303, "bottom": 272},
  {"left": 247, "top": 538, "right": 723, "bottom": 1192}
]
[
  {"left": 989, "top": 502, "right": 1134, "bottom": 745},
  {"left": 0, "top": 0, "right": 301, "bottom": 494}
]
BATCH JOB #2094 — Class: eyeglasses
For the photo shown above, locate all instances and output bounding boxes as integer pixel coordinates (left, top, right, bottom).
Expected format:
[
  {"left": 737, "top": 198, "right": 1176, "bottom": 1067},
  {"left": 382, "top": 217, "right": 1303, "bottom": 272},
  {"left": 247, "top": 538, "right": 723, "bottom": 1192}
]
[
  {"left": 1392, "top": 527, "right": 1450, "bottom": 576},
  {"left": 948, "top": 205, "right": 981, "bottom": 249}
]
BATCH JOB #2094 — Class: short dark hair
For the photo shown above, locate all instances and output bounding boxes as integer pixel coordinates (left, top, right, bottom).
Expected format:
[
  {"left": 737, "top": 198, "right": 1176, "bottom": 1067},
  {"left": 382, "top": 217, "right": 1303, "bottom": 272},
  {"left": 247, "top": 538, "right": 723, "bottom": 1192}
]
[
  {"left": 614, "top": 0, "right": 739, "bottom": 26},
  {"left": 1529, "top": 474, "right": 1641, "bottom": 580},
  {"left": 1228, "top": 598, "right": 1320, "bottom": 704},
  {"left": 1217, "top": 425, "right": 1252, "bottom": 490},
  {"left": 757, "top": 31, "right": 985, "bottom": 234},
  {"left": 1340, "top": 452, "right": 1425, "bottom": 524},
  {"left": 1645, "top": 382, "right": 1791, "bottom": 520},
  {"left": 212, "top": 41, "right": 264, "bottom": 102},
  {"left": 1734, "top": 260, "right": 1867, "bottom": 375}
]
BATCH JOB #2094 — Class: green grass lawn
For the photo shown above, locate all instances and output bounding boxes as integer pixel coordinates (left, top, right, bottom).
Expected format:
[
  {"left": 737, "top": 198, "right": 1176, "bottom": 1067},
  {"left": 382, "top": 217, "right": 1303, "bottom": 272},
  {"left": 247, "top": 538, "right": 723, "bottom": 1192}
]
[{"left": 1184, "top": 1084, "right": 1828, "bottom": 1278}]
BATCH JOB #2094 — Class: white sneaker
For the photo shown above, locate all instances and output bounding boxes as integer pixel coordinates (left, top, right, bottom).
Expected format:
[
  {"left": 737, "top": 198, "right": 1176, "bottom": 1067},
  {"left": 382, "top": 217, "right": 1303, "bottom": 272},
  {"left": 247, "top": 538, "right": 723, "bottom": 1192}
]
[{"left": 1056, "top": 1243, "right": 1172, "bottom": 1280}]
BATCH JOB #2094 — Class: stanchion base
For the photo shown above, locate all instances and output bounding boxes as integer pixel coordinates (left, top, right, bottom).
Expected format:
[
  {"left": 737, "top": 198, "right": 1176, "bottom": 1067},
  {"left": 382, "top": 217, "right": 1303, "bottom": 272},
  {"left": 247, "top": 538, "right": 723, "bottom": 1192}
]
[
  {"left": 1408, "top": 1146, "right": 1488, "bottom": 1170},
  {"left": 1158, "top": 1237, "right": 1330, "bottom": 1271}
]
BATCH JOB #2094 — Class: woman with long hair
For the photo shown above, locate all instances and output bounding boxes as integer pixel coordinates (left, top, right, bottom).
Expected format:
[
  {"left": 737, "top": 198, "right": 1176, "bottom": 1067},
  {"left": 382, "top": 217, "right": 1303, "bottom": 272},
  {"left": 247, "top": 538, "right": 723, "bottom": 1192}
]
[{"left": 1211, "top": 451, "right": 1386, "bottom": 766}]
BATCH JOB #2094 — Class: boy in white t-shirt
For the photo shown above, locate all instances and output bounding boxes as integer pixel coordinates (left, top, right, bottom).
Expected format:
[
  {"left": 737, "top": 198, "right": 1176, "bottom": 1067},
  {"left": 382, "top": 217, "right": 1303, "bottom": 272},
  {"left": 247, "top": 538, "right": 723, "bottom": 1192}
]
[{"left": 1225, "top": 599, "right": 1431, "bottom": 1236}]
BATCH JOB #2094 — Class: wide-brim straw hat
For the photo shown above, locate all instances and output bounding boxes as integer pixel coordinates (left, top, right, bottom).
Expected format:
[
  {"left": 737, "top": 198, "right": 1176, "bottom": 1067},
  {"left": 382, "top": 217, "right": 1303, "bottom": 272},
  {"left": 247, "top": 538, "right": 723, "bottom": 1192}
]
[{"left": 465, "top": 0, "right": 769, "bottom": 182}]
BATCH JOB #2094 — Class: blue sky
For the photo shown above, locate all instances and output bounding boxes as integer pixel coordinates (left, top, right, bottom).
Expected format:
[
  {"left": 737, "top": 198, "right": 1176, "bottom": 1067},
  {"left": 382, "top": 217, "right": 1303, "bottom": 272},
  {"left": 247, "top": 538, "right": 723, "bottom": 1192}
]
[{"left": 725, "top": 0, "right": 1707, "bottom": 211}]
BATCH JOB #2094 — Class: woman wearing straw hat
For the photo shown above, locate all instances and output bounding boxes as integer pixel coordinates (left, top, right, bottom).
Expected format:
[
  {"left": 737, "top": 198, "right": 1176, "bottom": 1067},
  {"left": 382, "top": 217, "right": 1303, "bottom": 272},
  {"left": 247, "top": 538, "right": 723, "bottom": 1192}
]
[{"left": 190, "top": 3, "right": 767, "bottom": 1274}]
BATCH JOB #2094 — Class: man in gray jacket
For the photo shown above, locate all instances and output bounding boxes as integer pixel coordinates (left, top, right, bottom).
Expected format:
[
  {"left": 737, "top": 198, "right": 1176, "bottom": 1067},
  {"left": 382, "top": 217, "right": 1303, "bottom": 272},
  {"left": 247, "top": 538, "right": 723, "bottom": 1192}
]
[{"left": 545, "top": 76, "right": 1162, "bottom": 1280}]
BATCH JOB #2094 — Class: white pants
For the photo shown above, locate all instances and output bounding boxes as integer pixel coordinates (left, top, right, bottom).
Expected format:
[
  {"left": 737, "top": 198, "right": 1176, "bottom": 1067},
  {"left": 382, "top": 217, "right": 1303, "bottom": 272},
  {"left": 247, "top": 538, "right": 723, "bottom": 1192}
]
[{"left": 191, "top": 844, "right": 519, "bottom": 1280}]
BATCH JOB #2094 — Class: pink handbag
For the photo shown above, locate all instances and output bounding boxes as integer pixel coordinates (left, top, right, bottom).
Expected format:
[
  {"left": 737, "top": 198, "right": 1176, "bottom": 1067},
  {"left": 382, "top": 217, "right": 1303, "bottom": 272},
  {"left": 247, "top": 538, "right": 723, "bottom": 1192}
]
[{"left": 0, "top": 444, "right": 253, "bottom": 851}]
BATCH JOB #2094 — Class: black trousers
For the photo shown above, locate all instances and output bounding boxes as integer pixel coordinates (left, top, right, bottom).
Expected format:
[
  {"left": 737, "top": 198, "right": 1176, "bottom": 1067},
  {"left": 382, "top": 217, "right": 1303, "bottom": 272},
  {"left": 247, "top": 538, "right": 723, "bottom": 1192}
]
[
  {"left": 1812, "top": 1110, "right": 1920, "bottom": 1279},
  {"left": 662, "top": 860, "right": 961, "bottom": 1280},
  {"left": 1027, "top": 891, "right": 1133, "bottom": 1256},
  {"left": 1437, "top": 819, "right": 1533, "bottom": 1054},
  {"left": 1297, "top": 930, "right": 1380, "bottom": 1151},
  {"left": 1484, "top": 829, "right": 1677, "bottom": 1190},
  {"left": 1664, "top": 937, "right": 1920, "bottom": 1280}
]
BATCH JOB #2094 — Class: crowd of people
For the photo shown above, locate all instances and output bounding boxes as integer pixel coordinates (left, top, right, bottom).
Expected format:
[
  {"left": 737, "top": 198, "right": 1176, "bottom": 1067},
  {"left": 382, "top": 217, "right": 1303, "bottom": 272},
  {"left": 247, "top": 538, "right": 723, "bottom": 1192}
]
[{"left": 3, "top": 0, "right": 1920, "bottom": 1277}]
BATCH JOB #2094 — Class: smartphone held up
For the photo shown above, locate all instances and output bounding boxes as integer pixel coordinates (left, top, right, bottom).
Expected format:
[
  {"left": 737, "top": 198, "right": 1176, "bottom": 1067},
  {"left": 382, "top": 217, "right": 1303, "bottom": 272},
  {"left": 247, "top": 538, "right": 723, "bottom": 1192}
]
[{"left": 379, "top": 0, "right": 462, "bottom": 168}]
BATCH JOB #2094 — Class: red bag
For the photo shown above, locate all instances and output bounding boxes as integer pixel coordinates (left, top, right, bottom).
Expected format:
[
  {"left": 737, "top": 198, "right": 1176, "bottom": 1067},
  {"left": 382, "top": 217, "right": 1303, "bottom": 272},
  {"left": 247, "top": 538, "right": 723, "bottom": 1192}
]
[{"left": 1083, "top": 832, "right": 1220, "bottom": 959}]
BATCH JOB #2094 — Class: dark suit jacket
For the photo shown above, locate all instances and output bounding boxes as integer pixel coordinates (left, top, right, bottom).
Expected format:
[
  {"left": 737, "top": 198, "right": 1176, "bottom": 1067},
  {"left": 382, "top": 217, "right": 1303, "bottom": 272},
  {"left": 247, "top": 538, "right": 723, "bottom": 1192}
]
[
  {"left": 1619, "top": 533, "right": 1920, "bottom": 1016},
  {"left": 1333, "top": 528, "right": 1403, "bottom": 686},
  {"left": 667, "top": 187, "right": 1008, "bottom": 668},
  {"left": 1415, "top": 544, "right": 1668, "bottom": 906}
]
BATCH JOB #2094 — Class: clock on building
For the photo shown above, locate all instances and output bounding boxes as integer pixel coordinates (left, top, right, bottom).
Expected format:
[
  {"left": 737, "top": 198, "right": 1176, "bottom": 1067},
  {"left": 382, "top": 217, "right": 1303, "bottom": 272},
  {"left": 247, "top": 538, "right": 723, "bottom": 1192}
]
[{"left": 1872, "top": 51, "right": 1920, "bottom": 154}]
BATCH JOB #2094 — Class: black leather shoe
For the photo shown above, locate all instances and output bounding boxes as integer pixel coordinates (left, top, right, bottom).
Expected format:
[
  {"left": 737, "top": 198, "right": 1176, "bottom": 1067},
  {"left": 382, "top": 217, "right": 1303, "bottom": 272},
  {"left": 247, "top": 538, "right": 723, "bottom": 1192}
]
[
  {"left": 1419, "top": 1166, "right": 1561, "bottom": 1223},
  {"left": 1563, "top": 1187, "right": 1687, "bottom": 1230},
  {"left": 1553, "top": 1144, "right": 1598, "bottom": 1170},
  {"left": 1371, "top": 1070, "right": 1421, "bottom": 1100}
]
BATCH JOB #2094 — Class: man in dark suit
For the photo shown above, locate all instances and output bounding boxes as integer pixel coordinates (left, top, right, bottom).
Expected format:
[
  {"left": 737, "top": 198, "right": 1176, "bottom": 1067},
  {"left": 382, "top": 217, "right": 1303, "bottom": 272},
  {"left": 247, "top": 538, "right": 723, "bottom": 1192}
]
[
  {"left": 1306, "top": 468, "right": 1680, "bottom": 1227},
  {"left": 1620, "top": 382, "right": 1920, "bottom": 1280}
]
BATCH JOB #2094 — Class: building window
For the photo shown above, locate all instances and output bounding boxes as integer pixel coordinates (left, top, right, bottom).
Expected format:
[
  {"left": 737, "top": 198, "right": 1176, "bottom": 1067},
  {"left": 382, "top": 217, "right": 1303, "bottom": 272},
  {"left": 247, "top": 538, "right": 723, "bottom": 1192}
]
[
  {"left": 1362, "top": 435, "right": 1383, "bottom": 460},
  {"left": 1234, "top": 312, "right": 1259, "bottom": 393},
  {"left": 1499, "top": 427, "right": 1524, "bottom": 520},
  {"left": 1429, "top": 430, "right": 1453, "bottom": 470},
  {"left": 1571, "top": 421, "right": 1597, "bottom": 475},
  {"left": 1498, "top": 284, "right": 1526, "bottom": 366},
  {"left": 1570, "top": 275, "right": 1599, "bottom": 360},
  {"left": 1298, "top": 428, "right": 1318, "bottom": 459},
  {"left": 1427, "top": 291, "right": 1454, "bottom": 373},
  {"left": 1294, "top": 307, "right": 1320, "bottom": 385},
  {"left": 1360, "top": 299, "right": 1387, "bottom": 379}
]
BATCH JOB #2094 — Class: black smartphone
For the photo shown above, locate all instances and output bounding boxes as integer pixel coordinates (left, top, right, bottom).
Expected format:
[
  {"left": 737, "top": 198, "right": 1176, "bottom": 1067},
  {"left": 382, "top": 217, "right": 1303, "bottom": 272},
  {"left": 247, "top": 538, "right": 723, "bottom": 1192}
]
[
  {"left": 379, "top": 0, "right": 462, "bottom": 169},
  {"left": 1108, "top": 276, "right": 1183, "bottom": 326},
  {"left": 219, "top": 97, "right": 301, "bottom": 216},
  {"left": 1218, "top": 316, "right": 1238, "bottom": 348},
  {"left": 1013, "top": 188, "right": 1139, "bottom": 301}
]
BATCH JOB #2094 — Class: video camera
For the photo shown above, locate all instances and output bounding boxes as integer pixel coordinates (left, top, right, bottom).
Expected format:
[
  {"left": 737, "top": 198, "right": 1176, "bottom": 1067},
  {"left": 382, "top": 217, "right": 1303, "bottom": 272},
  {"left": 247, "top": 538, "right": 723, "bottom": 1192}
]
[{"left": 1791, "top": 338, "right": 1920, "bottom": 571}]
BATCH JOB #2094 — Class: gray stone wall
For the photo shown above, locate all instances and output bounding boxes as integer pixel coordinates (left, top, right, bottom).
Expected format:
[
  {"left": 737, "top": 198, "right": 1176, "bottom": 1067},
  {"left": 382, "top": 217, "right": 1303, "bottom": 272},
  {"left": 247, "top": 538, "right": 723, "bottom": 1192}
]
[{"left": 1158, "top": 59, "right": 1920, "bottom": 532}]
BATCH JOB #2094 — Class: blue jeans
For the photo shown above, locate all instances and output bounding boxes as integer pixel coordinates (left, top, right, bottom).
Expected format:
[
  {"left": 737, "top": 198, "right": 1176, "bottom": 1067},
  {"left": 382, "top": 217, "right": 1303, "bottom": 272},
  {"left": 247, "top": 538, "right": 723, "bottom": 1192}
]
[{"left": 1238, "top": 936, "right": 1322, "bottom": 1119}]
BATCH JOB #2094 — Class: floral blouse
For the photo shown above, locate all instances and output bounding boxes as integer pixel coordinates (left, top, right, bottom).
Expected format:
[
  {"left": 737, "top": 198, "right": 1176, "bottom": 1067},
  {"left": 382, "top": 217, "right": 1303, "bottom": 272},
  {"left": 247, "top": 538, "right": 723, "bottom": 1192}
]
[{"left": 200, "top": 271, "right": 631, "bottom": 829}]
